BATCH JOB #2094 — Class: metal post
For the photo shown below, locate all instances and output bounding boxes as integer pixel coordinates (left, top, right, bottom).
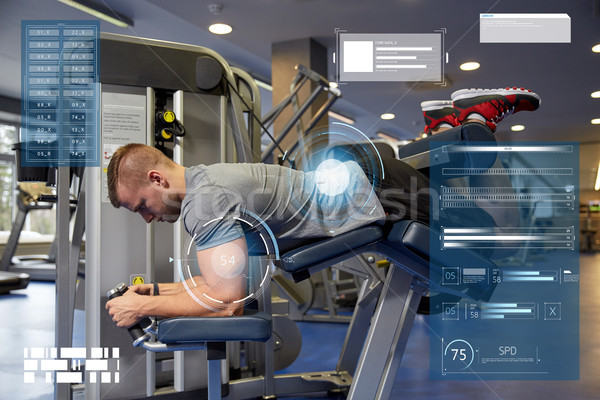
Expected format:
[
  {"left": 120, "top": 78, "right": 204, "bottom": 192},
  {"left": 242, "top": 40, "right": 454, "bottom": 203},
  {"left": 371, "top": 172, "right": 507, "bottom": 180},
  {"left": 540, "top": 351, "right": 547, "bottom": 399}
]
[
  {"left": 173, "top": 90, "right": 185, "bottom": 392},
  {"left": 260, "top": 86, "right": 324, "bottom": 162},
  {"left": 220, "top": 96, "right": 229, "bottom": 163},
  {"left": 262, "top": 262, "right": 275, "bottom": 397},
  {"left": 336, "top": 277, "right": 382, "bottom": 375},
  {"left": 145, "top": 87, "right": 156, "bottom": 397},
  {"left": 347, "top": 266, "right": 422, "bottom": 400},
  {"left": 54, "top": 166, "right": 72, "bottom": 400},
  {"left": 68, "top": 180, "right": 85, "bottom": 323},
  {"left": 85, "top": 162, "right": 101, "bottom": 400},
  {"left": 228, "top": 91, "right": 254, "bottom": 163}
]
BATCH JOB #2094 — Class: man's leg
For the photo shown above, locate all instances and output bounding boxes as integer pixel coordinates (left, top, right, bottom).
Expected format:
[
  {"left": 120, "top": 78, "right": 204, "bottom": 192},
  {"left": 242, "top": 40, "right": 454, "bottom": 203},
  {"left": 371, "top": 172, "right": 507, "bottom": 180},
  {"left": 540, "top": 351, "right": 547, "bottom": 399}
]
[{"left": 376, "top": 158, "right": 431, "bottom": 224}]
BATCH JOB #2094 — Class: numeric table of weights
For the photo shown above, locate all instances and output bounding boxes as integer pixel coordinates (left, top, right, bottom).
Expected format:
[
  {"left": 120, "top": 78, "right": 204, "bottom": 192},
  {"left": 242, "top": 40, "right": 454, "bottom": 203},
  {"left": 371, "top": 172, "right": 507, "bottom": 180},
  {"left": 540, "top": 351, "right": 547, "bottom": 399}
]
[{"left": 21, "top": 20, "right": 100, "bottom": 167}]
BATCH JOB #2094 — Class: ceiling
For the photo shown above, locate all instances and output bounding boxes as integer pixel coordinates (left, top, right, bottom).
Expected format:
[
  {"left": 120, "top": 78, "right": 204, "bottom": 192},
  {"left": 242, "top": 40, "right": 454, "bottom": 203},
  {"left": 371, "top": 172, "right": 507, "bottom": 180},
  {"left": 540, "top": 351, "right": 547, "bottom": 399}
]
[{"left": 0, "top": 0, "right": 599, "bottom": 191}]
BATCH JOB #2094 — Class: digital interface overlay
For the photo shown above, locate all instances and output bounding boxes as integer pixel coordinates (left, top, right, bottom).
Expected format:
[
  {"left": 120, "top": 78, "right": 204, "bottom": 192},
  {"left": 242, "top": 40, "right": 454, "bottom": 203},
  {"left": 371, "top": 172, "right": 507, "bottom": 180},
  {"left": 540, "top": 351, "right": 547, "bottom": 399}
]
[
  {"left": 21, "top": 20, "right": 100, "bottom": 167},
  {"left": 429, "top": 142, "right": 579, "bottom": 380},
  {"left": 480, "top": 13, "right": 571, "bottom": 43},
  {"left": 336, "top": 32, "right": 444, "bottom": 82}
]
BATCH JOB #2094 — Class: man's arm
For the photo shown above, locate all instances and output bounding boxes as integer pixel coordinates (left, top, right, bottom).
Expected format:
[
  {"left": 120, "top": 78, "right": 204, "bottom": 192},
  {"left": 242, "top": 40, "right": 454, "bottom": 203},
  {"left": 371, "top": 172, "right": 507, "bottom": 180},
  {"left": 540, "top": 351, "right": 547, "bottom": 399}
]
[
  {"left": 129, "top": 276, "right": 208, "bottom": 296},
  {"left": 106, "top": 237, "right": 248, "bottom": 328}
]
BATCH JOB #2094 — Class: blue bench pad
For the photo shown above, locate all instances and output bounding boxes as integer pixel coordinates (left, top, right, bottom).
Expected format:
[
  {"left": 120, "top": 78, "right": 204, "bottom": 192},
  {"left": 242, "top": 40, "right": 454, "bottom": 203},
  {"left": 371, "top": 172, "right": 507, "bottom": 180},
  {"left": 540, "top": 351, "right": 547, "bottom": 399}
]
[
  {"left": 280, "top": 225, "right": 384, "bottom": 273},
  {"left": 157, "top": 310, "right": 272, "bottom": 343}
]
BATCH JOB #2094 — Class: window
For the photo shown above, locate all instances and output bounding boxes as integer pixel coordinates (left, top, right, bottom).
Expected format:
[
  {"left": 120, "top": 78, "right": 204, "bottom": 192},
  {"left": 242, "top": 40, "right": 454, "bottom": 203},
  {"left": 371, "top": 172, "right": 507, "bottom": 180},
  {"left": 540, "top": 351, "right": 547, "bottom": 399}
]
[
  {"left": 0, "top": 123, "right": 16, "bottom": 232},
  {"left": 0, "top": 122, "right": 56, "bottom": 238}
]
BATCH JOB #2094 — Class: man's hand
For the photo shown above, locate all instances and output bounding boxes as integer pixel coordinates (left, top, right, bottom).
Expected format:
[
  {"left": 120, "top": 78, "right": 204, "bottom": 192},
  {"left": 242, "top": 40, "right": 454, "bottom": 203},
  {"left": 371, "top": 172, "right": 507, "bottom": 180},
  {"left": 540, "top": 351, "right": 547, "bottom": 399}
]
[
  {"left": 129, "top": 283, "right": 153, "bottom": 296},
  {"left": 105, "top": 289, "right": 145, "bottom": 328}
]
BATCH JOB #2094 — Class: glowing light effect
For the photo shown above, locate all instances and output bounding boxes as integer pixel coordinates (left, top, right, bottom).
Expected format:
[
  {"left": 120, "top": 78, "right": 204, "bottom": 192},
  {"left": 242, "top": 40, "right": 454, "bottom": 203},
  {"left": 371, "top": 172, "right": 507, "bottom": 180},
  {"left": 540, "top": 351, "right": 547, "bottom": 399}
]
[
  {"left": 592, "top": 118, "right": 600, "bottom": 125},
  {"left": 460, "top": 61, "right": 480, "bottom": 71},
  {"left": 57, "top": 0, "right": 132, "bottom": 27},
  {"left": 380, "top": 113, "right": 395, "bottom": 120},
  {"left": 315, "top": 159, "right": 350, "bottom": 196},
  {"left": 591, "top": 91, "right": 600, "bottom": 98},
  {"left": 592, "top": 44, "right": 600, "bottom": 53},
  {"left": 328, "top": 110, "right": 355, "bottom": 124},
  {"left": 511, "top": 125, "right": 525, "bottom": 131},
  {"left": 209, "top": 23, "right": 233, "bottom": 35}
]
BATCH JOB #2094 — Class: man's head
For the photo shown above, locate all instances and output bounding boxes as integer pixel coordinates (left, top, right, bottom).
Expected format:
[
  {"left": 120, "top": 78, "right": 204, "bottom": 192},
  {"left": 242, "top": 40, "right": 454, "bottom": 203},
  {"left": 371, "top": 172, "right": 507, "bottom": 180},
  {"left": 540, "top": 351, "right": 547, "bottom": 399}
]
[{"left": 107, "top": 143, "right": 185, "bottom": 223}]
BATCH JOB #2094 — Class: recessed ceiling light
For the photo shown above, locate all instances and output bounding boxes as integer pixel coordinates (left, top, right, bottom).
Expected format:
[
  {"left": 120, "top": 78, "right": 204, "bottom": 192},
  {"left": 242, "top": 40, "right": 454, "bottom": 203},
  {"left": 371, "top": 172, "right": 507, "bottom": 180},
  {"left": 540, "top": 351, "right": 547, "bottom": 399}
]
[
  {"left": 592, "top": 44, "right": 600, "bottom": 53},
  {"left": 592, "top": 118, "right": 600, "bottom": 125},
  {"left": 511, "top": 124, "right": 525, "bottom": 131},
  {"left": 460, "top": 61, "right": 480, "bottom": 71},
  {"left": 329, "top": 82, "right": 339, "bottom": 89},
  {"left": 209, "top": 23, "right": 232, "bottom": 35},
  {"left": 380, "top": 113, "right": 395, "bottom": 120},
  {"left": 592, "top": 91, "right": 600, "bottom": 98}
]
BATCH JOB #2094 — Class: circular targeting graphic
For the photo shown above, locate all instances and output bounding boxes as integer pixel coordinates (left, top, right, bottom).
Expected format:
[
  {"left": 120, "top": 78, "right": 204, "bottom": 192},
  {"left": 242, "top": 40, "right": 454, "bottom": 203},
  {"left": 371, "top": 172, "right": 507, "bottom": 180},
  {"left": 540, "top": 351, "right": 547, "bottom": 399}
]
[
  {"left": 443, "top": 339, "right": 475, "bottom": 372},
  {"left": 178, "top": 210, "right": 279, "bottom": 311},
  {"left": 283, "top": 122, "right": 386, "bottom": 220}
]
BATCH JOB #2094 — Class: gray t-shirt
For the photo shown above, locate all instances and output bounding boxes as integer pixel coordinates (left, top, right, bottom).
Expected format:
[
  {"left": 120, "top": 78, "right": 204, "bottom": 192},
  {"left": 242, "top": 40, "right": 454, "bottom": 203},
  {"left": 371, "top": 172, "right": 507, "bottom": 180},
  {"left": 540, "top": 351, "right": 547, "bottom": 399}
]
[{"left": 180, "top": 161, "right": 386, "bottom": 251}]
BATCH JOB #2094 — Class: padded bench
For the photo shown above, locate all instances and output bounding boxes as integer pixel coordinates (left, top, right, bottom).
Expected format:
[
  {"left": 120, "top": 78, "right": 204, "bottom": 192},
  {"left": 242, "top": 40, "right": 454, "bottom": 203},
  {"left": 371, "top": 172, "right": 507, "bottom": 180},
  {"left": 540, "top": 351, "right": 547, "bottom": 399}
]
[
  {"left": 280, "top": 219, "right": 496, "bottom": 303},
  {"left": 140, "top": 310, "right": 271, "bottom": 400},
  {"left": 157, "top": 309, "right": 272, "bottom": 344}
]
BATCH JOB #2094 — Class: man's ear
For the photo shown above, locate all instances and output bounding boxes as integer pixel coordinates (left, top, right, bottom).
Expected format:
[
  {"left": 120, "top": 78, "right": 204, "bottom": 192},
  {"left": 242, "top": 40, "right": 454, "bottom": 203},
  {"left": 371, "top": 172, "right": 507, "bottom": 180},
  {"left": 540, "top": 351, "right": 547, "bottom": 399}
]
[{"left": 148, "top": 170, "right": 166, "bottom": 187}]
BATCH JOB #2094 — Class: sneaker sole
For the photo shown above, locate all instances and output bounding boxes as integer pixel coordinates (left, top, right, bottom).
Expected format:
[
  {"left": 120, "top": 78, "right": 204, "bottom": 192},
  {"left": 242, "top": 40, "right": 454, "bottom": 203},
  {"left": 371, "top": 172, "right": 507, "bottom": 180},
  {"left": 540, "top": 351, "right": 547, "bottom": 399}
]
[
  {"left": 451, "top": 87, "right": 541, "bottom": 105},
  {"left": 421, "top": 100, "right": 453, "bottom": 111}
]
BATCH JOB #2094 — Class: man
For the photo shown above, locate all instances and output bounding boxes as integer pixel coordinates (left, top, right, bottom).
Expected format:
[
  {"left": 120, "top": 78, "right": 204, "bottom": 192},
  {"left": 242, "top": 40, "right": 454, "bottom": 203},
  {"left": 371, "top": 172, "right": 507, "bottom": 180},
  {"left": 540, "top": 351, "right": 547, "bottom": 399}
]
[{"left": 106, "top": 87, "right": 539, "bottom": 328}]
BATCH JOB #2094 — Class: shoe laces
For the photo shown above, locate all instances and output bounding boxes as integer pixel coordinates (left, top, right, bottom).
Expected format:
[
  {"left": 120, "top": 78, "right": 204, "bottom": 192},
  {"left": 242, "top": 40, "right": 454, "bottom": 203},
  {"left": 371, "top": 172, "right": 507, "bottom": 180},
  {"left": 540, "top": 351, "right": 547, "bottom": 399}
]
[{"left": 490, "top": 99, "right": 515, "bottom": 123}]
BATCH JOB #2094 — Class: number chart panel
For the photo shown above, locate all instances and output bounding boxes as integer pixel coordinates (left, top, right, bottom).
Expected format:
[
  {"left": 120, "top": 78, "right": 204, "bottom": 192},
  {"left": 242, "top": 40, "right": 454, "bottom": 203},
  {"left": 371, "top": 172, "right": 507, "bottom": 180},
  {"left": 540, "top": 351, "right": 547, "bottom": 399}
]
[
  {"left": 429, "top": 142, "right": 579, "bottom": 380},
  {"left": 21, "top": 20, "right": 100, "bottom": 167}
]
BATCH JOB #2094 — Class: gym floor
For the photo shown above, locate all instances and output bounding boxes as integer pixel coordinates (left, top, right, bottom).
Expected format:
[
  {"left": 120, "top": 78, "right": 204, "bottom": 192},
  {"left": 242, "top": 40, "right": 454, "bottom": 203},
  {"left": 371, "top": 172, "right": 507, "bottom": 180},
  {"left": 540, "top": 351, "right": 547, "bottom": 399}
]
[{"left": 1, "top": 253, "right": 599, "bottom": 400}]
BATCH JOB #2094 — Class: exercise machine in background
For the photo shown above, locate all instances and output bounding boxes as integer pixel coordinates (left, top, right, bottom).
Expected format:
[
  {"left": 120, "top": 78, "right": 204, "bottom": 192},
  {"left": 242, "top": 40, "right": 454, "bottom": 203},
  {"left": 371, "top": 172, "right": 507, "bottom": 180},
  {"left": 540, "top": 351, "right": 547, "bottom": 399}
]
[{"left": 0, "top": 180, "right": 81, "bottom": 281}]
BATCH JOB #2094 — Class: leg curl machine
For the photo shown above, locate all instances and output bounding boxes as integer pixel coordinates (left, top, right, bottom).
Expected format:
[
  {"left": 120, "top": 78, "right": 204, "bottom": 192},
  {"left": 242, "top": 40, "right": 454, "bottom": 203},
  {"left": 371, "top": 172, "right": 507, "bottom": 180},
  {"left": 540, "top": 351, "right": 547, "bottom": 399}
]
[{"left": 112, "top": 122, "right": 499, "bottom": 399}]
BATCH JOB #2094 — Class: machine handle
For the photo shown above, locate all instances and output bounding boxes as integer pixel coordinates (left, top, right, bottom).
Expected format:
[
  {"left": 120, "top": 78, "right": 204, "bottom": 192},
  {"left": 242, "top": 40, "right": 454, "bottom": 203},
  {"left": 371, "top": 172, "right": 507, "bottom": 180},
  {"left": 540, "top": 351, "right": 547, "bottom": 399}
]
[{"left": 107, "top": 283, "right": 152, "bottom": 346}]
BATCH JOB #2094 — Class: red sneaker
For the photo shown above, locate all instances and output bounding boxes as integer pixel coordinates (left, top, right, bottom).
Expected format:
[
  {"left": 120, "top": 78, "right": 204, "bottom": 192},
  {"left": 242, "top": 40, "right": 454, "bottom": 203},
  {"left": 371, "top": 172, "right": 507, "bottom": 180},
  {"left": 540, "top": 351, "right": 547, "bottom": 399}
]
[
  {"left": 451, "top": 87, "right": 541, "bottom": 131},
  {"left": 421, "top": 100, "right": 459, "bottom": 134}
]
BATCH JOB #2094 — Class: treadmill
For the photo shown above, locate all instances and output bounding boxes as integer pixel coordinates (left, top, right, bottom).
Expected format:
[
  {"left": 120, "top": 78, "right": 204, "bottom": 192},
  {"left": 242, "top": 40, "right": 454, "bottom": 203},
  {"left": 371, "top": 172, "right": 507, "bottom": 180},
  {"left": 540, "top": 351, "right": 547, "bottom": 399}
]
[
  {"left": 1, "top": 143, "right": 52, "bottom": 291},
  {"left": 0, "top": 271, "right": 30, "bottom": 294},
  {"left": 0, "top": 182, "right": 58, "bottom": 281}
]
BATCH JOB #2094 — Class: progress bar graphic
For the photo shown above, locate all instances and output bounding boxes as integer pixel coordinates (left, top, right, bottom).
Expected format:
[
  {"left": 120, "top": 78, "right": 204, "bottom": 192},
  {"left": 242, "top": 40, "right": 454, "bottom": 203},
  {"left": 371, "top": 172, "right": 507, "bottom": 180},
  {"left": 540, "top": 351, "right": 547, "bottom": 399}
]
[
  {"left": 442, "top": 168, "right": 573, "bottom": 176},
  {"left": 503, "top": 270, "right": 558, "bottom": 283},
  {"left": 481, "top": 302, "right": 536, "bottom": 319},
  {"left": 441, "top": 187, "right": 575, "bottom": 209},
  {"left": 443, "top": 145, "right": 574, "bottom": 153},
  {"left": 441, "top": 227, "right": 575, "bottom": 249}
]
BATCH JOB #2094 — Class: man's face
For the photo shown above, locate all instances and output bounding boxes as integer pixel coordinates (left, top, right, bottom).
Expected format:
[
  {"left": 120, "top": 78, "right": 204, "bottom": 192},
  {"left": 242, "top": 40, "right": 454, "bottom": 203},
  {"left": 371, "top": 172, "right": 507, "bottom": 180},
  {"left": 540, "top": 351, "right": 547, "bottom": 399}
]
[{"left": 117, "top": 180, "right": 181, "bottom": 223}]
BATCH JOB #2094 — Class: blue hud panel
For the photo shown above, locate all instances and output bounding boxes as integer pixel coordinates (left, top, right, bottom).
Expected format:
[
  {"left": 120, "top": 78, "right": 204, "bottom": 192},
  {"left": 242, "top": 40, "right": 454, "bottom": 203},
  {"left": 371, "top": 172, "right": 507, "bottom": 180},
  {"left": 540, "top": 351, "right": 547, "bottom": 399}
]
[
  {"left": 21, "top": 21, "right": 100, "bottom": 167},
  {"left": 429, "top": 142, "right": 579, "bottom": 380}
]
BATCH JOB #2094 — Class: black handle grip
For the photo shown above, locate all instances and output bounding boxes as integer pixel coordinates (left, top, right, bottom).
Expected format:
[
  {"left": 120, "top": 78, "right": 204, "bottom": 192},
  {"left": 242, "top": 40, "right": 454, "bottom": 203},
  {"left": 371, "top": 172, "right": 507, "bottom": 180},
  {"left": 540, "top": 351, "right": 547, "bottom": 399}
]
[
  {"left": 126, "top": 324, "right": 147, "bottom": 342},
  {"left": 107, "top": 283, "right": 151, "bottom": 342}
]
